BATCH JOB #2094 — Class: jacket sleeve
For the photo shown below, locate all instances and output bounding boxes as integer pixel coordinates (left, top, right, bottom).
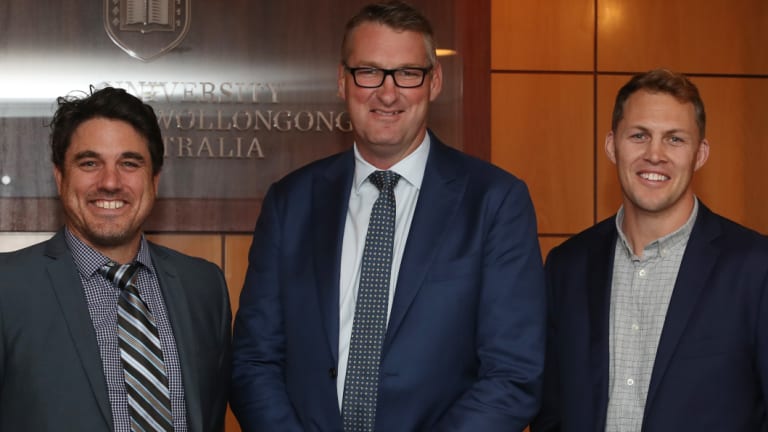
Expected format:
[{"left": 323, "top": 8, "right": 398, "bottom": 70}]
[
  {"left": 230, "top": 186, "right": 304, "bottom": 432},
  {"left": 433, "top": 181, "right": 547, "bottom": 432}
]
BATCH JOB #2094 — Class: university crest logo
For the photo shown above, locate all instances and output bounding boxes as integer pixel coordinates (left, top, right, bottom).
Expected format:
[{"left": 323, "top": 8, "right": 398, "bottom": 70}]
[{"left": 104, "top": 0, "right": 191, "bottom": 61}]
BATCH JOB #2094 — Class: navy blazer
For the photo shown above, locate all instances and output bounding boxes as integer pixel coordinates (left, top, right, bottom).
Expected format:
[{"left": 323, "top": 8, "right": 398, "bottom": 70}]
[
  {"left": 532, "top": 204, "right": 768, "bottom": 431},
  {"left": 0, "top": 231, "right": 232, "bottom": 432},
  {"left": 231, "top": 133, "right": 546, "bottom": 431}
]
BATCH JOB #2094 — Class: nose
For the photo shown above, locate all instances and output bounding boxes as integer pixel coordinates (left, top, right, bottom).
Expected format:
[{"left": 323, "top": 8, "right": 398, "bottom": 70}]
[
  {"left": 375, "top": 74, "right": 398, "bottom": 104},
  {"left": 97, "top": 164, "right": 122, "bottom": 191},
  {"left": 644, "top": 137, "right": 665, "bottom": 163}
]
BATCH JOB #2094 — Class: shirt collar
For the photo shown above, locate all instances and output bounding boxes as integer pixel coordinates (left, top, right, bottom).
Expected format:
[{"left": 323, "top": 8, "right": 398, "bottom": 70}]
[
  {"left": 64, "top": 227, "right": 155, "bottom": 279},
  {"left": 615, "top": 197, "right": 699, "bottom": 260},
  {"left": 352, "top": 133, "right": 430, "bottom": 192}
]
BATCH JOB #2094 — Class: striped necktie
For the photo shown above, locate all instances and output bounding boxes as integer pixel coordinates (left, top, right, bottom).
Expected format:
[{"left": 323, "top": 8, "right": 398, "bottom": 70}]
[
  {"left": 342, "top": 170, "right": 400, "bottom": 432},
  {"left": 100, "top": 261, "right": 173, "bottom": 432}
]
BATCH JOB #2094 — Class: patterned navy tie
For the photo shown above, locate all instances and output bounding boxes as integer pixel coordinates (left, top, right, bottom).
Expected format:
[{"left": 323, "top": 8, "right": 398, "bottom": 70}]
[
  {"left": 342, "top": 170, "right": 401, "bottom": 432},
  {"left": 100, "top": 261, "right": 173, "bottom": 432}
]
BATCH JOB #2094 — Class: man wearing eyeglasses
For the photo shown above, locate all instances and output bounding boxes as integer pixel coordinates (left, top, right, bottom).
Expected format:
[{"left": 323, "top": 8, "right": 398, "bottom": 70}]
[{"left": 230, "top": 1, "right": 546, "bottom": 431}]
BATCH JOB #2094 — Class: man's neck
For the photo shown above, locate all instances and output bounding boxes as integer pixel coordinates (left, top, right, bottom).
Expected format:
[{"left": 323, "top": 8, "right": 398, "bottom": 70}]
[
  {"left": 620, "top": 196, "right": 696, "bottom": 257},
  {"left": 66, "top": 226, "right": 142, "bottom": 264}
]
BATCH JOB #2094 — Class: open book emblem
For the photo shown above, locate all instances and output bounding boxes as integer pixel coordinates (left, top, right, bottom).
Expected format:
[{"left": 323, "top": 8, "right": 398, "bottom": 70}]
[{"left": 104, "top": 0, "right": 191, "bottom": 61}]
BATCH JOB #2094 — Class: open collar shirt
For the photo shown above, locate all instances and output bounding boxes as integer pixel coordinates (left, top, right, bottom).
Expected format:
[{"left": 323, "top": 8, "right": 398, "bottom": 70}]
[{"left": 605, "top": 199, "right": 699, "bottom": 432}]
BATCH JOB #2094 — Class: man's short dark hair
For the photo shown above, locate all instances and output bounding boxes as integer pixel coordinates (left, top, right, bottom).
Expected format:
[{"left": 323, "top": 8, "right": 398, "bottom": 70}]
[
  {"left": 612, "top": 68, "right": 706, "bottom": 138},
  {"left": 50, "top": 86, "right": 164, "bottom": 175},
  {"left": 341, "top": 1, "right": 437, "bottom": 67}
]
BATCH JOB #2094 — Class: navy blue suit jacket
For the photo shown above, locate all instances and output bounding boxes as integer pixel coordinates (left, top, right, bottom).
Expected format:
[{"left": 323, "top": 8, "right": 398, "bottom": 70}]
[
  {"left": 531, "top": 204, "right": 768, "bottom": 431},
  {"left": 231, "top": 134, "right": 546, "bottom": 431}
]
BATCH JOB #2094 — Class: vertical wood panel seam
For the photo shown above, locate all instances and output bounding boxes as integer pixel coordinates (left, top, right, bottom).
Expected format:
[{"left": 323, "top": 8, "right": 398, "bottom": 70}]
[{"left": 593, "top": 0, "right": 599, "bottom": 225}]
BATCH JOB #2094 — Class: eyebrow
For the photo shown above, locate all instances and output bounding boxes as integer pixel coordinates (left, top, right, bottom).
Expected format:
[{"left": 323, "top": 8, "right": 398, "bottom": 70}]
[
  {"left": 121, "top": 151, "right": 147, "bottom": 162},
  {"left": 353, "top": 62, "right": 428, "bottom": 69},
  {"left": 663, "top": 128, "right": 691, "bottom": 135},
  {"left": 72, "top": 150, "right": 99, "bottom": 161},
  {"left": 627, "top": 126, "right": 691, "bottom": 135},
  {"left": 72, "top": 150, "right": 147, "bottom": 162}
]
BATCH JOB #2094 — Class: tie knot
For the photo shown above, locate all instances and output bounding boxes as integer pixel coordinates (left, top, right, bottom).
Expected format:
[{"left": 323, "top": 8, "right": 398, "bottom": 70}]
[
  {"left": 369, "top": 170, "right": 400, "bottom": 193},
  {"left": 99, "top": 261, "right": 141, "bottom": 290}
]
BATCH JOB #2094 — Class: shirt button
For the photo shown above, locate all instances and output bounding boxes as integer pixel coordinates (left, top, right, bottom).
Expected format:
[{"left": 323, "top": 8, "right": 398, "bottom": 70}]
[
  {"left": 627, "top": 378, "right": 634, "bottom": 386},
  {"left": 632, "top": 323, "right": 639, "bottom": 331},
  {"left": 638, "top": 269, "right": 647, "bottom": 277}
]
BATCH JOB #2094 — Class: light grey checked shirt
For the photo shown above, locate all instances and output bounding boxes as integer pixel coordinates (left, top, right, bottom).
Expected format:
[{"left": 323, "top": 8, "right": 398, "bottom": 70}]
[{"left": 605, "top": 199, "right": 699, "bottom": 432}]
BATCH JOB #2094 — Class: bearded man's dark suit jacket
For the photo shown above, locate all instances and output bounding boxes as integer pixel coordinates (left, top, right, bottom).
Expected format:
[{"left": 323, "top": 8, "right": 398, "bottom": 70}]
[
  {"left": 531, "top": 203, "right": 768, "bottom": 431},
  {"left": 231, "top": 134, "right": 547, "bottom": 432},
  {"left": 0, "top": 231, "right": 232, "bottom": 431}
]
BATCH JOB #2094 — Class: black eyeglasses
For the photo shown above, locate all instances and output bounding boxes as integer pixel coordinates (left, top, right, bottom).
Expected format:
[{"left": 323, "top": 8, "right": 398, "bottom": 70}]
[{"left": 344, "top": 65, "right": 433, "bottom": 88}]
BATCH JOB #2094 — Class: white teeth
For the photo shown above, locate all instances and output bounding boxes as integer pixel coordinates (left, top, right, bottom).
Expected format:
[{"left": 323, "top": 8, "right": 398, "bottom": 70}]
[
  {"left": 95, "top": 200, "right": 124, "bottom": 209},
  {"left": 640, "top": 172, "right": 668, "bottom": 181}
]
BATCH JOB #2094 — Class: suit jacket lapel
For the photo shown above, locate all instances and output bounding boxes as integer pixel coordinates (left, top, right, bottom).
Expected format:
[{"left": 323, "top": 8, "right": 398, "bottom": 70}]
[
  {"left": 44, "top": 232, "right": 113, "bottom": 429},
  {"left": 586, "top": 221, "right": 618, "bottom": 431},
  {"left": 313, "top": 152, "right": 355, "bottom": 363},
  {"left": 384, "top": 139, "right": 465, "bottom": 350},
  {"left": 150, "top": 245, "right": 204, "bottom": 431},
  {"left": 644, "top": 205, "right": 720, "bottom": 412}
]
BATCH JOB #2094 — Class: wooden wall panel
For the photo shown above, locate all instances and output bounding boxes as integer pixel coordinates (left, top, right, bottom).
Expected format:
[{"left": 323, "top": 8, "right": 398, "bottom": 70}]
[
  {"left": 145, "top": 234, "right": 223, "bottom": 267},
  {"left": 595, "top": 74, "right": 630, "bottom": 221},
  {"left": 224, "top": 234, "right": 253, "bottom": 317},
  {"left": 492, "top": 73, "right": 594, "bottom": 234},
  {"left": 694, "top": 77, "right": 768, "bottom": 232},
  {"left": 597, "top": 0, "right": 768, "bottom": 74},
  {"left": 491, "top": 0, "right": 594, "bottom": 71}
]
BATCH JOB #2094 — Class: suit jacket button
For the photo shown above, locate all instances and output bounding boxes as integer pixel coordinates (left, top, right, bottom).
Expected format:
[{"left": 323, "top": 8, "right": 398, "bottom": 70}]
[{"left": 329, "top": 368, "right": 338, "bottom": 378}]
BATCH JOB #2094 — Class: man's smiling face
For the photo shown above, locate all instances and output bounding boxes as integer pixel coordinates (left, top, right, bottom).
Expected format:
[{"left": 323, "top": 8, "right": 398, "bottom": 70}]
[
  {"left": 55, "top": 117, "right": 159, "bottom": 254},
  {"left": 606, "top": 90, "right": 709, "bottom": 220},
  {"left": 338, "top": 22, "right": 442, "bottom": 169}
]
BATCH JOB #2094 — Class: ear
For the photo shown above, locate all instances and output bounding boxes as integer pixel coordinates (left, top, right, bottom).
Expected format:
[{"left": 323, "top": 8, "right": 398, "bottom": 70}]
[
  {"left": 605, "top": 131, "right": 617, "bottom": 164},
  {"left": 337, "top": 63, "right": 347, "bottom": 101},
  {"left": 428, "top": 61, "right": 443, "bottom": 102},
  {"left": 53, "top": 165, "right": 63, "bottom": 194},
  {"left": 152, "top": 171, "right": 161, "bottom": 195},
  {"left": 694, "top": 138, "right": 710, "bottom": 171}
]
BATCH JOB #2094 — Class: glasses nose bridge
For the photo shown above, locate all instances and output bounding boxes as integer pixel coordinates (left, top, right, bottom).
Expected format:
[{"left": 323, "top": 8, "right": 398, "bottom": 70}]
[{"left": 380, "top": 69, "right": 399, "bottom": 87}]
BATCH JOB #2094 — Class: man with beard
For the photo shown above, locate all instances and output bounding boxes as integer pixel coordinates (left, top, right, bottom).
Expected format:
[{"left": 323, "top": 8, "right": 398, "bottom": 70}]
[{"left": 0, "top": 87, "right": 231, "bottom": 431}]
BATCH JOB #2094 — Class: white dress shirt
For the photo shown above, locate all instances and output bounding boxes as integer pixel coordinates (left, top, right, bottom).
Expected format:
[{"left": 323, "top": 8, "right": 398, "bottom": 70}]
[{"left": 336, "top": 134, "right": 430, "bottom": 408}]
